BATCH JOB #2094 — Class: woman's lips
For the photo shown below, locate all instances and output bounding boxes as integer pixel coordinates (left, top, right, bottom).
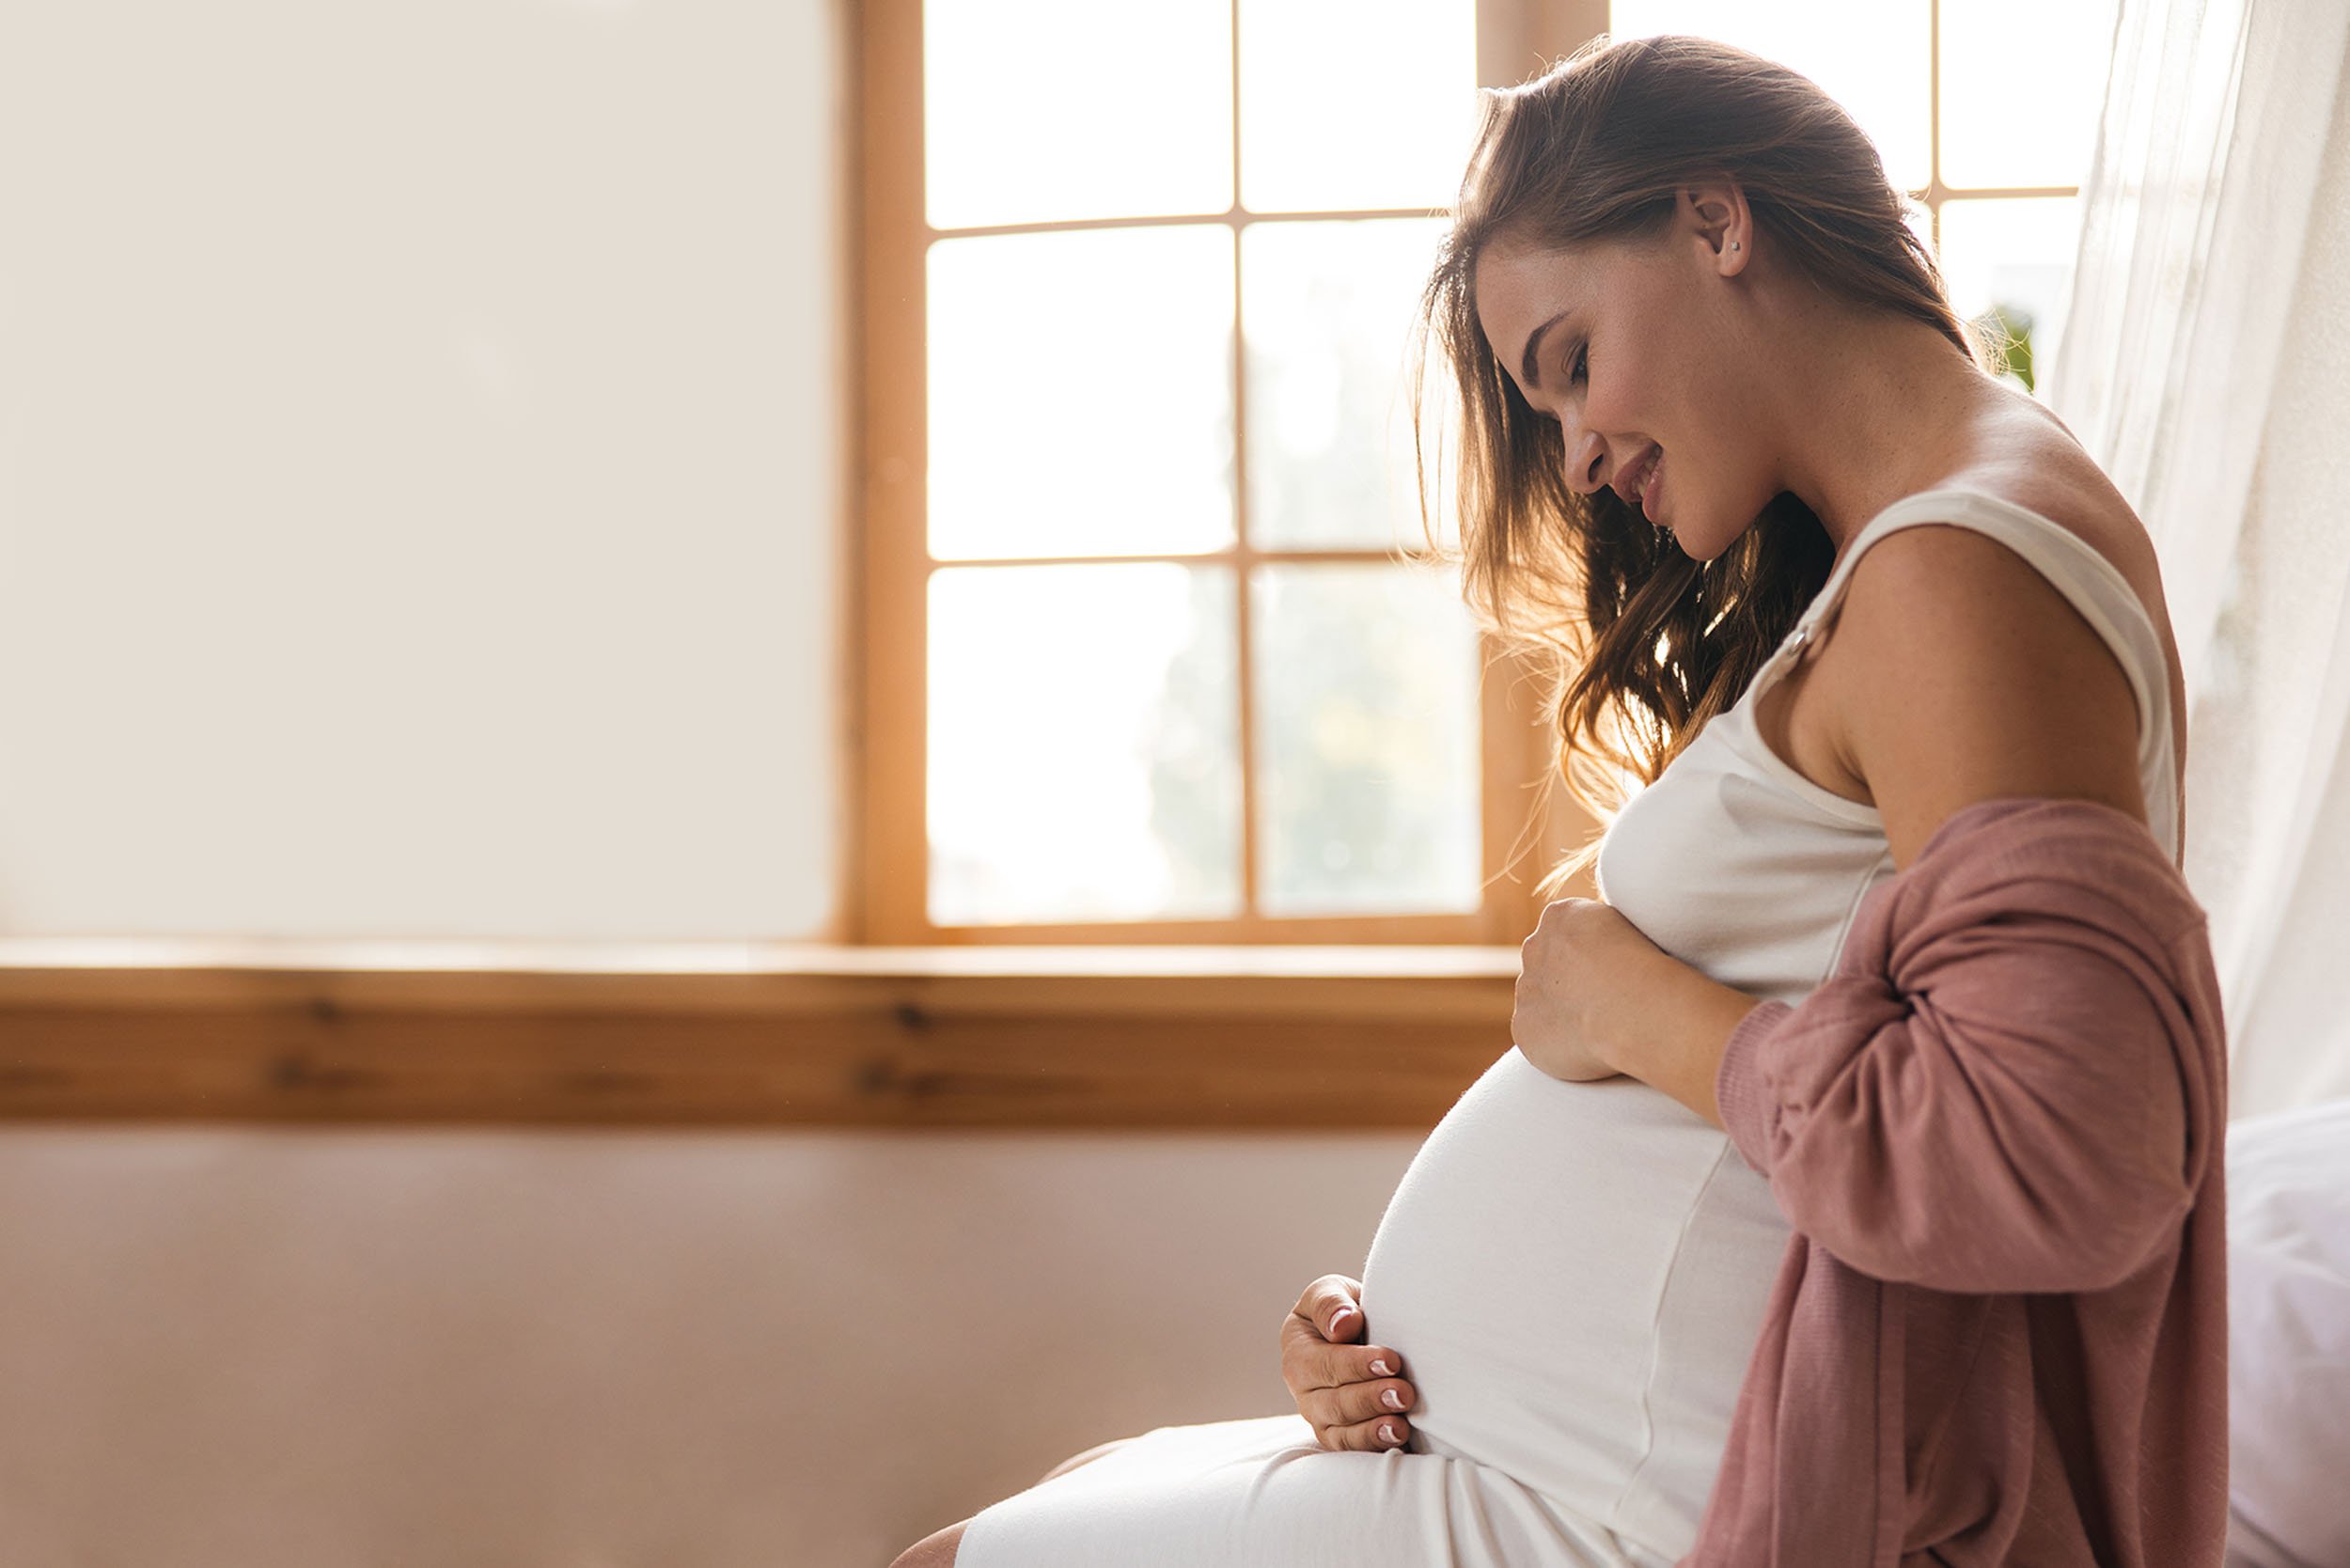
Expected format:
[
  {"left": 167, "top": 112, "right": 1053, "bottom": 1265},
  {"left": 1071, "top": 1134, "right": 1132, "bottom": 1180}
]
[{"left": 1640, "top": 448, "right": 1665, "bottom": 522}]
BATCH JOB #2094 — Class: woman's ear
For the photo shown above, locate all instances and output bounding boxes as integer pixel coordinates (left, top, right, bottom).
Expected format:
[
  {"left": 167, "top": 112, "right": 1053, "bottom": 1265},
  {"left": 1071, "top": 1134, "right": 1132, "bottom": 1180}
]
[{"left": 1680, "top": 180, "right": 1752, "bottom": 275}]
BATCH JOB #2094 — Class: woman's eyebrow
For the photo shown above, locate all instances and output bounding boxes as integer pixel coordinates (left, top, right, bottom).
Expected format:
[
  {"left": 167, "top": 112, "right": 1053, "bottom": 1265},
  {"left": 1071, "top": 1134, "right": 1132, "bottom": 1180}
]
[{"left": 1522, "top": 309, "right": 1570, "bottom": 389}]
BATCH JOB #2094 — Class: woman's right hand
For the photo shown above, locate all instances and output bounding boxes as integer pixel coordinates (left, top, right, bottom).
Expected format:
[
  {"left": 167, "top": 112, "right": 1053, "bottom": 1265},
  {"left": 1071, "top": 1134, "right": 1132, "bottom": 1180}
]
[{"left": 1280, "top": 1274, "right": 1418, "bottom": 1452}]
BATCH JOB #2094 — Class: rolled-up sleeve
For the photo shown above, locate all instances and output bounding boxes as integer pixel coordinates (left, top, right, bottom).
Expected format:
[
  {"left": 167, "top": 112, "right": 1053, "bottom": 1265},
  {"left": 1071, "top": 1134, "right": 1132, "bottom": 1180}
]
[{"left": 1713, "top": 899, "right": 2195, "bottom": 1295}]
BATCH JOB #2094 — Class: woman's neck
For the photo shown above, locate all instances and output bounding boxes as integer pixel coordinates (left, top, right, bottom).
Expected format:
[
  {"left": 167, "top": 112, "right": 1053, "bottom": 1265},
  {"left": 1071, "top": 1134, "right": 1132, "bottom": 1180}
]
[{"left": 1772, "top": 308, "right": 2007, "bottom": 560}]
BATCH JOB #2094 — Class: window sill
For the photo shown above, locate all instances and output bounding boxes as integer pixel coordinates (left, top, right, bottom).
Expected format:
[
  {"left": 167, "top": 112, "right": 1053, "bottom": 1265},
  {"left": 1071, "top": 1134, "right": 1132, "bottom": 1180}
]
[{"left": 0, "top": 940, "right": 1517, "bottom": 1129}]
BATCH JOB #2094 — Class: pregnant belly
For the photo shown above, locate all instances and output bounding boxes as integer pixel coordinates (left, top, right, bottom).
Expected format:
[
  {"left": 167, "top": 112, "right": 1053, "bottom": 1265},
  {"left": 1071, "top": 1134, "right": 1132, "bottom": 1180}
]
[{"left": 1357, "top": 1048, "right": 1790, "bottom": 1543}]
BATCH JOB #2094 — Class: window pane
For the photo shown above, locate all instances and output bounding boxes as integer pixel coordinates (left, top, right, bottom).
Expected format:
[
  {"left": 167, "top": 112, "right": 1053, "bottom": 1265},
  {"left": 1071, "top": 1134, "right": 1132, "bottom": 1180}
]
[
  {"left": 929, "top": 564, "right": 1241, "bottom": 925},
  {"left": 1253, "top": 563, "right": 1481, "bottom": 916},
  {"left": 1243, "top": 217, "right": 1449, "bottom": 550},
  {"left": 1238, "top": 0, "right": 1477, "bottom": 212},
  {"left": 1938, "top": 0, "right": 2118, "bottom": 190},
  {"left": 1936, "top": 196, "right": 2082, "bottom": 398},
  {"left": 1609, "top": 1, "right": 1932, "bottom": 193},
  {"left": 929, "top": 227, "right": 1236, "bottom": 560},
  {"left": 924, "top": 0, "right": 1232, "bottom": 229}
]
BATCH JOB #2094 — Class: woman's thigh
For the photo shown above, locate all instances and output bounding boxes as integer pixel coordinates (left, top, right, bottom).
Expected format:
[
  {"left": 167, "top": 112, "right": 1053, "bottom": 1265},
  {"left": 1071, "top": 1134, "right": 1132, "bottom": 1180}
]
[
  {"left": 890, "top": 1433, "right": 1147, "bottom": 1568},
  {"left": 953, "top": 1414, "right": 1659, "bottom": 1568},
  {"left": 887, "top": 1518, "right": 965, "bottom": 1568}
]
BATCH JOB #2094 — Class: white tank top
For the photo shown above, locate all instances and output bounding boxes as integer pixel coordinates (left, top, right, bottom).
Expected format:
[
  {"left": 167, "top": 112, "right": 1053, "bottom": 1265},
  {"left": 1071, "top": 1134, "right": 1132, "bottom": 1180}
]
[
  {"left": 1356, "top": 486, "right": 2183, "bottom": 1562},
  {"left": 1601, "top": 483, "right": 2183, "bottom": 996}
]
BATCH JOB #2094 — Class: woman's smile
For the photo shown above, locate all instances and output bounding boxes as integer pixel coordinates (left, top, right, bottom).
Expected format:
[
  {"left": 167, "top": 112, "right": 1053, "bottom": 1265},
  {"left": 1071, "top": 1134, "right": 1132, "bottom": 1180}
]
[{"left": 1617, "top": 445, "right": 1665, "bottom": 521}]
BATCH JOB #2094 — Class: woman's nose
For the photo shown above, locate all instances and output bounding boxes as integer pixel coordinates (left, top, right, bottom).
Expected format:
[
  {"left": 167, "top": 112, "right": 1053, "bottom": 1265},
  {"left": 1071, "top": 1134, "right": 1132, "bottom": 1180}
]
[{"left": 1562, "top": 424, "right": 1606, "bottom": 496}]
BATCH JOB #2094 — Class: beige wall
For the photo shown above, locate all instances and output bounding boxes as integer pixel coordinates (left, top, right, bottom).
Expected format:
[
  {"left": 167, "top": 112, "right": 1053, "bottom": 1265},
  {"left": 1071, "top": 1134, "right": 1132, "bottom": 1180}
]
[
  {"left": 0, "top": 6, "right": 1434, "bottom": 1563},
  {"left": 0, "top": 0, "right": 842, "bottom": 943},
  {"left": 0, "top": 1124, "right": 1423, "bottom": 1564}
]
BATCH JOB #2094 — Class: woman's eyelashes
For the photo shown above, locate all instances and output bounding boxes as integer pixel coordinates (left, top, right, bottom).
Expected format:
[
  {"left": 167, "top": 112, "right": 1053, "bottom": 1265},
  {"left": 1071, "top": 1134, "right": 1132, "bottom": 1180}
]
[{"left": 1566, "top": 341, "right": 1589, "bottom": 386}]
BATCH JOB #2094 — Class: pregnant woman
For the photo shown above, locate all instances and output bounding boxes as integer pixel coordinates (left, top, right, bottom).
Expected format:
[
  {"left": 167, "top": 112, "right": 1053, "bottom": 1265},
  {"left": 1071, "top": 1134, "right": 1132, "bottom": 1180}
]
[{"left": 896, "top": 31, "right": 2229, "bottom": 1568}]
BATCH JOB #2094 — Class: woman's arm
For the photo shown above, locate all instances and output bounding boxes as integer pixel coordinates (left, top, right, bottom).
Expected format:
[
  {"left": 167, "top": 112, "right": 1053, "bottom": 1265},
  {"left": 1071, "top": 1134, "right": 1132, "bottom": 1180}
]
[
  {"left": 1810, "top": 519, "right": 2153, "bottom": 870},
  {"left": 1512, "top": 897, "right": 1760, "bottom": 1129},
  {"left": 1702, "top": 808, "right": 2207, "bottom": 1294},
  {"left": 1590, "top": 949, "right": 1762, "bottom": 1133}
]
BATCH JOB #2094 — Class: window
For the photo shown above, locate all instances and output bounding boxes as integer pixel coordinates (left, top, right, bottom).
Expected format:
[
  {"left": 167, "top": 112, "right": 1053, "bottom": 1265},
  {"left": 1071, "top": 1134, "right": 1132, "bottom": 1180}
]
[
  {"left": 856, "top": 0, "right": 2116, "bottom": 949},
  {"left": 856, "top": 0, "right": 1595, "bottom": 948}
]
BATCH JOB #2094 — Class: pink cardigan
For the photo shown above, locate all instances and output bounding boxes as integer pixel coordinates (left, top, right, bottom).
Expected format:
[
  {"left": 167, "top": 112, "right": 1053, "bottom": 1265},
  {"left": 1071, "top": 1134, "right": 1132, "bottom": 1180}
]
[{"left": 1684, "top": 796, "right": 2231, "bottom": 1567}]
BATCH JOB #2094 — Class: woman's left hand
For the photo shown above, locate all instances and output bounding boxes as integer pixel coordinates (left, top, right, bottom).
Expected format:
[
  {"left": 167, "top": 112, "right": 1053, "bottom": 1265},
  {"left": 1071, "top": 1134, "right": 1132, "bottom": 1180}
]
[{"left": 1513, "top": 898, "right": 1669, "bottom": 1083}]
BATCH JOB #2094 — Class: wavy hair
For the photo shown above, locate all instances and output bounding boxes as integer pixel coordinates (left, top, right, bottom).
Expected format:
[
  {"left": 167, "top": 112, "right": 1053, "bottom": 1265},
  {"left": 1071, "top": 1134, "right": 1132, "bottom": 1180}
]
[{"left": 1413, "top": 33, "right": 1989, "bottom": 894}]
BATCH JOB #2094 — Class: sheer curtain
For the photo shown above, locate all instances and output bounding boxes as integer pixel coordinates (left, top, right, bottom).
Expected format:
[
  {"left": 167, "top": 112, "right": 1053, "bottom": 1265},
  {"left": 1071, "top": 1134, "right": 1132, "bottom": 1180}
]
[{"left": 2046, "top": 0, "right": 2350, "bottom": 1121}]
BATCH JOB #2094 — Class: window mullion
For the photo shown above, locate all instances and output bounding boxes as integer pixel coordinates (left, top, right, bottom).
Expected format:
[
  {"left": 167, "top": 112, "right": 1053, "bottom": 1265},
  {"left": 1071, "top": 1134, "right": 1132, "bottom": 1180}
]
[{"left": 1229, "top": 0, "right": 1263, "bottom": 922}]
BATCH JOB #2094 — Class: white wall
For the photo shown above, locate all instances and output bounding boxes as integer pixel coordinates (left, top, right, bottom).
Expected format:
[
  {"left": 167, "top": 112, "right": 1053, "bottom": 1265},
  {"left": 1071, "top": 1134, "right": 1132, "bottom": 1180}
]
[
  {"left": 0, "top": 8, "right": 1434, "bottom": 1564},
  {"left": 0, "top": 0, "right": 842, "bottom": 942}
]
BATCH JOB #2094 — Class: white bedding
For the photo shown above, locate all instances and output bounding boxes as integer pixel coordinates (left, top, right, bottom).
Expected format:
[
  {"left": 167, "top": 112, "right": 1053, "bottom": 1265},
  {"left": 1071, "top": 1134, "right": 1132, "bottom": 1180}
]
[{"left": 2221, "top": 1096, "right": 2350, "bottom": 1568}]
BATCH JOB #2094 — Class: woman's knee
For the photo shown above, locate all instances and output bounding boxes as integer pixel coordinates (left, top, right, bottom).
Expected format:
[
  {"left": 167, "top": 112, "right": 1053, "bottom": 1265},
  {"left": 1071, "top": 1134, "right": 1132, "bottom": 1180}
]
[
  {"left": 888, "top": 1518, "right": 966, "bottom": 1568},
  {"left": 893, "top": 1434, "right": 1138, "bottom": 1565},
  {"left": 1035, "top": 1434, "right": 1140, "bottom": 1486}
]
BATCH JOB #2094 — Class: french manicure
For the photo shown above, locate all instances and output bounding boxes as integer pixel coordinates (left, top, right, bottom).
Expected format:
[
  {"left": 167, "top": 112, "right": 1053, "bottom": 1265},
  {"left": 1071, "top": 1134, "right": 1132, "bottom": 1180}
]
[{"left": 1370, "top": 1357, "right": 1391, "bottom": 1376}]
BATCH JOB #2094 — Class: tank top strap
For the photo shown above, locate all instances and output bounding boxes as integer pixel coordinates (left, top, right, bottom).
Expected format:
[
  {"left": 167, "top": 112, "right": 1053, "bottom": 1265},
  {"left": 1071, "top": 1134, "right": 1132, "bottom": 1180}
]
[{"left": 1747, "top": 485, "right": 2180, "bottom": 856}]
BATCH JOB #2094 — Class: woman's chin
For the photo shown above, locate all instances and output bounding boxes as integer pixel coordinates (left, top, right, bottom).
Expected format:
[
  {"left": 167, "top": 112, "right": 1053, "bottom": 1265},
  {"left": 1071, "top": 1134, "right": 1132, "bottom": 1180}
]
[{"left": 1668, "top": 522, "right": 1729, "bottom": 564}]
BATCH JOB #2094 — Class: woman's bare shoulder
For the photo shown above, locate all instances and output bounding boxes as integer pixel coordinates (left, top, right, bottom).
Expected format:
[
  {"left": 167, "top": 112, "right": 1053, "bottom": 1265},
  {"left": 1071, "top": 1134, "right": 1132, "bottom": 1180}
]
[
  {"left": 1935, "top": 402, "right": 2162, "bottom": 606},
  {"left": 1752, "top": 402, "right": 2179, "bottom": 844},
  {"left": 1821, "top": 480, "right": 2155, "bottom": 867}
]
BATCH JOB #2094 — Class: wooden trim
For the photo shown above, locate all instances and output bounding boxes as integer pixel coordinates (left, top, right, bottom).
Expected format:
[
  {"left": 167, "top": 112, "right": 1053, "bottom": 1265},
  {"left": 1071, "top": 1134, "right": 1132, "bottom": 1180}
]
[
  {"left": 0, "top": 944, "right": 1514, "bottom": 1130},
  {"left": 932, "top": 206, "right": 1450, "bottom": 241},
  {"left": 856, "top": 0, "right": 929, "bottom": 944},
  {"left": 923, "top": 912, "right": 1493, "bottom": 946},
  {"left": 925, "top": 543, "right": 1475, "bottom": 573},
  {"left": 1930, "top": 0, "right": 1944, "bottom": 221},
  {"left": 828, "top": 0, "right": 865, "bottom": 946},
  {"left": 1932, "top": 184, "right": 2079, "bottom": 201}
]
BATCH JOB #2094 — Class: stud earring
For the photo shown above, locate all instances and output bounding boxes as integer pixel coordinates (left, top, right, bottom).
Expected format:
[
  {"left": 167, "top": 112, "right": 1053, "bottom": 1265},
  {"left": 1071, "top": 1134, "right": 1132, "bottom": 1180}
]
[{"left": 1730, "top": 241, "right": 1742, "bottom": 251}]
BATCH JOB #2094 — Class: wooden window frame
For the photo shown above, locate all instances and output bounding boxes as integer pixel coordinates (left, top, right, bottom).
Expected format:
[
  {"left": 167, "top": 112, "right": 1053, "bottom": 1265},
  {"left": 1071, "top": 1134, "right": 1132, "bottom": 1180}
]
[{"left": 851, "top": 0, "right": 1608, "bottom": 952}]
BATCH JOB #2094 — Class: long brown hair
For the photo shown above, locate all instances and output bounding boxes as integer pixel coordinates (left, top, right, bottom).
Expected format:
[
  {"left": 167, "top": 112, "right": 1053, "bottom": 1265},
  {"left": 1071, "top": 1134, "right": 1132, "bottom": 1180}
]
[{"left": 1414, "top": 33, "right": 1987, "bottom": 894}]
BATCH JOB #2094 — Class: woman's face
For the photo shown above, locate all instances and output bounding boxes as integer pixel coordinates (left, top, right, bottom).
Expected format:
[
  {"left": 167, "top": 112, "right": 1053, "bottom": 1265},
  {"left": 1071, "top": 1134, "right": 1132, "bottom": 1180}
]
[{"left": 1473, "top": 192, "right": 1778, "bottom": 561}]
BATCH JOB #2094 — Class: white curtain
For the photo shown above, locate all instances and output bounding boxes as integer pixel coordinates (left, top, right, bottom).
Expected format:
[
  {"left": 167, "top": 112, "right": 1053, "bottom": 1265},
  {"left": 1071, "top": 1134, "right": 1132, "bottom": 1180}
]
[{"left": 2047, "top": 0, "right": 2350, "bottom": 1121}]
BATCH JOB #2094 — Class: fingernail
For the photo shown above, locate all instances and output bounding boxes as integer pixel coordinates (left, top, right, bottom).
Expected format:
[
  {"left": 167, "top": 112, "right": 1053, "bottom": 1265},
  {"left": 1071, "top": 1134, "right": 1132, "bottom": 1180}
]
[
  {"left": 1331, "top": 1308, "right": 1355, "bottom": 1334},
  {"left": 1380, "top": 1422, "right": 1399, "bottom": 1445},
  {"left": 1382, "top": 1388, "right": 1403, "bottom": 1411},
  {"left": 1370, "top": 1357, "right": 1391, "bottom": 1376}
]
